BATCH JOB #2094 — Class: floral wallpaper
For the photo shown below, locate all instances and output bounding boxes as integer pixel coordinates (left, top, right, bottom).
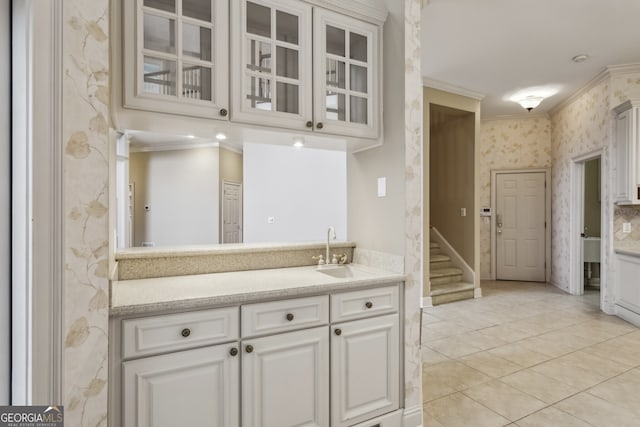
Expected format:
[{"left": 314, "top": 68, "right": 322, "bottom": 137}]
[
  {"left": 479, "top": 118, "right": 551, "bottom": 278},
  {"left": 62, "top": 1, "right": 110, "bottom": 425},
  {"left": 404, "top": 0, "right": 424, "bottom": 416}
]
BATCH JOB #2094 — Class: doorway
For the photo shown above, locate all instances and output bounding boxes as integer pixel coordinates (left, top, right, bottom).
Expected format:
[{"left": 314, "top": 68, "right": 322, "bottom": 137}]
[
  {"left": 491, "top": 169, "right": 551, "bottom": 282},
  {"left": 1, "top": 0, "right": 10, "bottom": 405},
  {"left": 581, "top": 157, "right": 602, "bottom": 293},
  {"left": 222, "top": 181, "right": 243, "bottom": 243}
]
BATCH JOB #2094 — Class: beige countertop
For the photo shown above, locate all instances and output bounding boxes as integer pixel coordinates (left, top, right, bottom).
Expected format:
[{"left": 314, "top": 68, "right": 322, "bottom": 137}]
[
  {"left": 616, "top": 247, "right": 640, "bottom": 257},
  {"left": 110, "top": 264, "right": 405, "bottom": 316}
]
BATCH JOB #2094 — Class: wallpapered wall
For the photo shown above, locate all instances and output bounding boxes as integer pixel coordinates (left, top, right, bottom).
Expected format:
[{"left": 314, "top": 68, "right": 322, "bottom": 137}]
[
  {"left": 62, "top": 1, "right": 110, "bottom": 425},
  {"left": 478, "top": 118, "right": 551, "bottom": 278}
]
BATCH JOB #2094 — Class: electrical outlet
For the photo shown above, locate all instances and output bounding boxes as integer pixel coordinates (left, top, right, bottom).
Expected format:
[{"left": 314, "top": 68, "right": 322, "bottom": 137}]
[
  {"left": 267, "top": 216, "right": 275, "bottom": 224},
  {"left": 623, "top": 222, "right": 632, "bottom": 233}
]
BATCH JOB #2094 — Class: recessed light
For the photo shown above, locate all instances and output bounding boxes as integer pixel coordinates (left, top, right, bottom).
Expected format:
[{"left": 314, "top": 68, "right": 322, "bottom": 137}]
[
  {"left": 572, "top": 54, "right": 589, "bottom": 63},
  {"left": 215, "top": 132, "right": 227, "bottom": 141}
]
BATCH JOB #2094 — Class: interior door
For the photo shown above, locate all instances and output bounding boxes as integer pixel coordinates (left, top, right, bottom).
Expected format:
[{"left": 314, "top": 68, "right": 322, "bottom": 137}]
[
  {"left": 222, "top": 182, "right": 242, "bottom": 243},
  {"left": 496, "top": 172, "right": 546, "bottom": 282}
]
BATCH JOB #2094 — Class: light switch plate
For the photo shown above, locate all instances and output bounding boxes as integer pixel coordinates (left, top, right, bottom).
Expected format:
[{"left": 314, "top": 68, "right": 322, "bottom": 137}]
[
  {"left": 267, "top": 216, "right": 275, "bottom": 224},
  {"left": 460, "top": 208, "right": 467, "bottom": 217},
  {"left": 623, "top": 222, "right": 632, "bottom": 233},
  {"left": 377, "top": 177, "right": 387, "bottom": 197}
]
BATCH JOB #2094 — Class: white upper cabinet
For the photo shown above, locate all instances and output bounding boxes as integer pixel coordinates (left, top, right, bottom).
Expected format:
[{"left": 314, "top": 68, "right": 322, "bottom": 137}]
[
  {"left": 232, "top": 0, "right": 382, "bottom": 139},
  {"left": 123, "top": 0, "right": 230, "bottom": 119},
  {"left": 614, "top": 100, "right": 640, "bottom": 205},
  {"left": 313, "top": 9, "right": 380, "bottom": 139},
  {"left": 231, "top": 0, "right": 313, "bottom": 130}
]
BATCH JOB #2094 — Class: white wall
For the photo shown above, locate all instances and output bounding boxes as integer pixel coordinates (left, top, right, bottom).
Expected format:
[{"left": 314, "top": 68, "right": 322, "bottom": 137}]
[
  {"left": 1, "top": 0, "right": 10, "bottom": 405},
  {"left": 131, "top": 147, "right": 220, "bottom": 246},
  {"left": 243, "top": 143, "right": 347, "bottom": 243}
]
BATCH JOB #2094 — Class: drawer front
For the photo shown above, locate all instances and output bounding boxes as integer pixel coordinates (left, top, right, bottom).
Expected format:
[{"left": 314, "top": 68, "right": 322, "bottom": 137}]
[
  {"left": 351, "top": 410, "right": 402, "bottom": 427},
  {"left": 331, "top": 285, "right": 399, "bottom": 322},
  {"left": 122, "top": 306, "right": 239, "bottom": 359},
  {"left": 241, "top": 295, "right": 329, "bottom": 337}
]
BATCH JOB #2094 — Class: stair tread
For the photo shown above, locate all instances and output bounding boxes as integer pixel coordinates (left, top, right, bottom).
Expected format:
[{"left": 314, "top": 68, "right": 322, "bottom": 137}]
[
  {"left": 430, "top": 254, "right": 451, "bottom": 263},
  {"left": 429, "top": 242, "right": 439, "bottom": 248},
  {"left": 429, "top": 267, "right": 463, "bottom": 278},
  {"left": 430, "top": 282, "right": 475, "bottom": 296}
]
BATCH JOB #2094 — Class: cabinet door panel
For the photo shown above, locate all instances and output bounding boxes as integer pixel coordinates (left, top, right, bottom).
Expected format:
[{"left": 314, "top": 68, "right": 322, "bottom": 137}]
[
  {"left": 331, "top": 314, "right": 400, "bottom": 427},
  {"left": 314, "top": 9, "right": 380, "bottom": 139},
  {"left": 231, "top": 0, "right": 312, "bottom": 129},
  {"left": 122, "top": 344, "right": 239, "bottom": 427},
  {"left": 242, "top": 326, "right": 329, "bottom": 427}
]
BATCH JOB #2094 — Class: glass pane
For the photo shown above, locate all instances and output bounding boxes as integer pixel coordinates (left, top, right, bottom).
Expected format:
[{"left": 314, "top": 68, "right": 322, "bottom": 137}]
[
  {"left": 349, "top": 32, "right": 368, "bottom": 62},
  {"left": 350, "top": 64, "right": 367, "bottom": 93},
  {"left": 183, "top": 65, "right": 212, "bottom": 100},
  {"left": 183, "top": 0, "right": 211, "bottom": 22},
  {"left": 276, "top": 47, "right": 298, "bottom": 79},
  {"left": 326, "top": 25, "right": 345, "bottom": 57},
  {"left": 144, "top": 0, "right": 175, "bottom": 14},
  {"left": 276, "top": 10, "right": 298, "bottom": 44},
  {"left": 144, "top": 14, "right": 176, "bottom": 54},
  {"left": 247, "top": 2, "right": 271, "bottom": 38},
  {"left": 247, "top": 76, "right": 272, "bottom": 111},
  {"left": 143, "top": 56, "right": 176, "bottom": 96},
  {"left": 350, "top": 96, "right": 368, "bottom": 124},
  {"left": 183, "top": 23, "right": 211, "bottom": 61},
  {"left": 326, "top": 59, "right": 345, "bottom": 89},
  {"left": 247, "top": 40, "right": 272, "bottom": 73},
  {"left": 276, "top": 82, "right": 299, "bottom": 114},
  {"left": 326, "top": 91, "right": 345, "bottom": 121}
]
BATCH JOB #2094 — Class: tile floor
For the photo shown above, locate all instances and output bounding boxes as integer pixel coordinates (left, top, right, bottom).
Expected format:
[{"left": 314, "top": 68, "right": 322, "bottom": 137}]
[{"left": 421, "top": 280, "right": 640, "bottom": 427}]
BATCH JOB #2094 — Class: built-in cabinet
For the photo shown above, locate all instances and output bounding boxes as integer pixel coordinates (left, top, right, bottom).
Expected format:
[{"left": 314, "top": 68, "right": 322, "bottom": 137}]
[
  {"left": 113, "top": 284, "right": 402, "bottom": 427},
  {"left": 615, "top": 253, "right": 640, "bottom": 327},
  {"left": 614, "top": 100, "right": 640, "bottom": 205},
  {"left": 120, "top": 0, "right": 384, "bottom": 141}
]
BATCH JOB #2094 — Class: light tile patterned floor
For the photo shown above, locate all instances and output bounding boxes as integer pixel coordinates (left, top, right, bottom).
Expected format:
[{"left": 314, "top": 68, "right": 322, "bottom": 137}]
[{"left": 422, "top": 280, "right": 640, "bottom": 427}]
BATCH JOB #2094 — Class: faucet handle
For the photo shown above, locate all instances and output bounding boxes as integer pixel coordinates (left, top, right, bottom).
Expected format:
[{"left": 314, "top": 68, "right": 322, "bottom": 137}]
[{"left": 312, "top": 254, "right": 325, "bottom": 265}]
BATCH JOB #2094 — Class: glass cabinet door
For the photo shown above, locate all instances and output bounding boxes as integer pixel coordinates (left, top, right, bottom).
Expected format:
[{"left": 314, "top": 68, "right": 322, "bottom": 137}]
[
  {"left": 232, "top": 0, "right": 312, "bottom": 129},
  {"left": 124, "top": 0, "right": 229, "bottom": 119},
  {"left": 314, "top": 9, "right": 379, "bottom": 139}
]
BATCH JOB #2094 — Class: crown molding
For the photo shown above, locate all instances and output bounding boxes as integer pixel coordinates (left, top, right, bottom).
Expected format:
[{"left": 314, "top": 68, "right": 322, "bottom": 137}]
[
  {"left": 548, "top": 68, "right": 610, "bottom": 117},
  {"left": 607, "top": 63, "right": 640, "bottom": 76},
  {"left": 422, "top": 77, "right": 486, "bottom": 101},
  {"left": 482, "top": 112, "right": 549, "bottom": 123}
]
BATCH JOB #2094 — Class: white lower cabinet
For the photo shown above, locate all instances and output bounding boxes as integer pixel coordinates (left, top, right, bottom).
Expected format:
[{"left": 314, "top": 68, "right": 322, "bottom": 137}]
[
  {"left": 331, "top": 314, "right": 400, "bottom": 427},
  {"left": 242, "top": 326, "right": 329, "bottom": 427},
  {"left": 616, "top": 254, "right": 640, "bottom": 326},
  {"left": 122, "top": 344, "right": 240, "bottom": 427}
]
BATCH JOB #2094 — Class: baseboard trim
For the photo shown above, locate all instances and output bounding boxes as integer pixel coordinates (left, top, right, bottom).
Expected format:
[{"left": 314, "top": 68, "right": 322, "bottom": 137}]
[
  {"left": 422, "top": 296, "right": 433, "bottom": 308},
  {"left": 402, "top": 405, "right": 423, "bottom": 427},
  {"left": 550, "top": 280, "right": 570, "bottom": 294},
  {"left": 474, "top": 288, "right": 482, "bottom": 298},
  {"left": 615, "top": 303, "right": 640, "bottom": 328}
]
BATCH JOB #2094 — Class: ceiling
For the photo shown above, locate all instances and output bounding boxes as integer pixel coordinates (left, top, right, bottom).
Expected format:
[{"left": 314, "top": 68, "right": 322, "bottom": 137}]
[{"left": 421, "top": 0, "right": 640, "bottom": 119}]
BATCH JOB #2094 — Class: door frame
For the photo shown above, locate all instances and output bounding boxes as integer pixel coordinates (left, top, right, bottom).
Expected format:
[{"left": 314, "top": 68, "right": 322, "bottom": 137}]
[
  {"left": 491, "top": 168, "right": 551, "bottom": 282},
  {"left": 569, "top": 149, "right": 607, "bottom": 302},
  {"left": 221, "top": 181, "right": 243, "bottom": 244}
]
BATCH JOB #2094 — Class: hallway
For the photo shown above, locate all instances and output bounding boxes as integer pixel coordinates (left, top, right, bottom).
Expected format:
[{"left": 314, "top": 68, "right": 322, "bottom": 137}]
[{"left": 422, "top": 281, "right": 640, "bottom": 426}]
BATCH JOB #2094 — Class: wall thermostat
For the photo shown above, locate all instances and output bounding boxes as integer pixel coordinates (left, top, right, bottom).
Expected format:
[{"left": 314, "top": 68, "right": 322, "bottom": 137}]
[{"left": 480, "top": 207, "right": 491, "bottom": 217}]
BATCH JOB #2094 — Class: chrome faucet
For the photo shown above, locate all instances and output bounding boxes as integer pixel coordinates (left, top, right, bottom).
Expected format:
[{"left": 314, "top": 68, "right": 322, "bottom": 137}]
[{"left": 326, "top": 226, "right": 336, "bottom": 263}]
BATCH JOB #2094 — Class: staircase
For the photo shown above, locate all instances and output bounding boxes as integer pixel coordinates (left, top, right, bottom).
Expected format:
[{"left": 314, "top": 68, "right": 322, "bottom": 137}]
[{"left": 429, "top": 241, "right": 474, "bottom": 305}]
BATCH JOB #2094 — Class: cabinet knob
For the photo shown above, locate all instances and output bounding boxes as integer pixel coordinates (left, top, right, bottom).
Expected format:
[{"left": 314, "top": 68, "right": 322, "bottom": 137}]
[
  {"left": 334, "top": 328, "right": 342, "bottom": 336},
  {"left": 245, "top": 344, "right": 254, "bottom": 353},
  {"left": 181, "top": 328, "right": 191, "bottom": 338},
  {"left": 220, "top": 108, "right": 228, "bottom": 117},
  {"left": 306, "top": 120, "right": 314, "bottom": 128},
  {"left": 316, "top": 122, "right": 324, "bottom": 130},
  {"left": 229, "top": 347, "right": 238, "bottom": 357},
  {"left": 286, "top": 313, "right": 294, "bottom": 321},
  {"left": 365, "top": 301, "right": 373, "bottom": 309}
]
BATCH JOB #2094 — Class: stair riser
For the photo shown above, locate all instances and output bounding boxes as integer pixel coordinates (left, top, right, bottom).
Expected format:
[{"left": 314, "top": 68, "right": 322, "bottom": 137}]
[
  {"left": 430, "top": 274, "right": 463, "bottom": 286},
  {"left": 432, "top": 290, "right": 474, "bottom": 305},
  {"left": 430, "top": 261, "right": 452, "bottom": 270},
  {"left": 429, "top": 243, "right": 439, "bottom": 249},
  {"left": 429, "top": 249, "right": 441, "bottom": 256}
]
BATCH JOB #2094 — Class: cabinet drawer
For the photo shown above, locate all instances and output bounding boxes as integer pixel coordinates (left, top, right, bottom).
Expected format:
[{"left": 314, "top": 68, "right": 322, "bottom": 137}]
[
  {"left": 351, "top": 410, "right": 402, "bottom": 427},
  {"left": 331, "top": 285, "right": 399, "bottom": 322},
  {"left": 241, "top": 295, "right": 329, "bottom": 337},
  {"left": 122, "top": 307, "right": 239, "bottom": 359}
]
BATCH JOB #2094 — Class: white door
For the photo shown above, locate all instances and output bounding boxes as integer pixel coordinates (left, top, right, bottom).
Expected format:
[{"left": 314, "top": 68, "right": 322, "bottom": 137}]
[
  {"left": 331, "top": 314, "right": 399, "bottom": 427},
  {"left": 222, "top": 182, "right": 243, "bottom": 243},
  {"left": 0, "top": 0, "right": 9, "bottom": 404},
  {"left": 496, "top": 172, "right": 546, "bottom": 282},
  {"left": 242, "top": 326, "right": 329, "bottom": 427},
  {"left": 122, "top": 344, "right": 240, "bottom": 427}
]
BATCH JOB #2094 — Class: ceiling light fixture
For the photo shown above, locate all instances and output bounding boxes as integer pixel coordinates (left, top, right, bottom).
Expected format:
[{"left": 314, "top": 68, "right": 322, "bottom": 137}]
[
  {"left": 516, "top": 95, "right": 545, "bottom": 112},
  {"left": 508, "top": 87, "right": 559, "bottom": 112},
  {"left": 215, "top": 132, "right": 227, "bottom": 141}
]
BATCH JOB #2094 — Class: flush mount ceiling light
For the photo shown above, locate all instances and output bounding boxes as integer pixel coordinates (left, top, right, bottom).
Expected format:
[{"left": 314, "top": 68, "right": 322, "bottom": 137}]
[
  {"left": 508, "top": 87, "right": 559, "bottom": 112},
  {"left": 516, "top": 95, "right": 545, "bottom": 112}
]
